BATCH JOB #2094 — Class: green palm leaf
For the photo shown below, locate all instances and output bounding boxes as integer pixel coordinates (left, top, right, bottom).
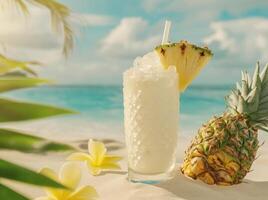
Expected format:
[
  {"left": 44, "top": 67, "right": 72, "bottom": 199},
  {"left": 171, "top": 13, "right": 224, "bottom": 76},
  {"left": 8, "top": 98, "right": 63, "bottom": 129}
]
[
  {"left": 0, "top": 98, "right": 76, "bottom": 122},
  {"left": 0, "top": 184, "right": 29, "bottom": 200},
  {"left": 0, "top": 54, "right": 39, "bottom": 76},
  {"left": 31, "top": 0, "right": 73, "bottom": 56},
  {"left": 0, "top": 76, "right": 50, "bottom": 93},
  {"left": 10, "top": 0, "right": 74, "bottom": 56},
  {"left": 0, "top": 128, "right": 74, "bottom": 153},
  {"left": 0, "top": 71, "right": 29, "bottom": 77},
  {"left": 0, "top": 159, "right": 66, "bottom": 188},
  {"left": 9, "top": 0, "right": 29, "bottom": 15}
]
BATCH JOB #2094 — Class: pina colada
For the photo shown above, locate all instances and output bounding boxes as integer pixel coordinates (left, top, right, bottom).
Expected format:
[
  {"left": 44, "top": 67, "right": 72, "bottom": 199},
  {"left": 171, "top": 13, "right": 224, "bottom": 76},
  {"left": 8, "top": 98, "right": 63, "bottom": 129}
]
[
  {"left": 123, "top": 52, "right": 179, "bottom": 182},
  {"left": 123, "top": 21, "right": 213, "bottom": 183}
]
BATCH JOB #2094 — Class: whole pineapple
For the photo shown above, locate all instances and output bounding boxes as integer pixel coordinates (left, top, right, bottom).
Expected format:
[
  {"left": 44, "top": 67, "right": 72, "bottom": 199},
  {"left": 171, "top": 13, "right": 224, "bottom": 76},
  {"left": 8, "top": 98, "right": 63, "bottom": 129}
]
[{"left": 181, "top": 62, "right": 268, "bottom": 185}]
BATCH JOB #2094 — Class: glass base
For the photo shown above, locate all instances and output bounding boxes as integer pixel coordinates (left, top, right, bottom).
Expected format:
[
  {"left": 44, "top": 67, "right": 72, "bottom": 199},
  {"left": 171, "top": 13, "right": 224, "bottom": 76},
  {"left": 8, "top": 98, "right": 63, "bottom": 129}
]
[{"left": 127, "top": 166, "right": 176, "bottom": 184}]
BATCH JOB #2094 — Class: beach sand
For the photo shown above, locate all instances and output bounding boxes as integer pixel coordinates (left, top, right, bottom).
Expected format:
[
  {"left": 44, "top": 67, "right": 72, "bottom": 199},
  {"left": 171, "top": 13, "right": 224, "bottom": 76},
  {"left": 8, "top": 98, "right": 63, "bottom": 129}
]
[{"left": 1, "top": 119, "right": 268, "bottom": 200}]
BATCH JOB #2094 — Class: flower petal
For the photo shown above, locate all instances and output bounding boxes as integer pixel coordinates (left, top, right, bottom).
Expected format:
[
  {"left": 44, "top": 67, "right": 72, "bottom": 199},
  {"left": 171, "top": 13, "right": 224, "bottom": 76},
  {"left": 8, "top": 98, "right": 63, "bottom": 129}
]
[
  {"left": 87, "top": 161, "right": 101, "bottom": 176},
  {"left": 68, "top": 186, "right": 98, "bottom": 200},
  {"left": 40, "top": 168, "right": 58, "bottom": 181},
  {"left": 103, "top": 155, "right": 122, "bottom": 163},
  {"left": 67, "top": 152, "right": 91, "bottom": 162},
  {"left": 101, "top": 155, "right": 122, "bottom": 170},
  {"left": 40, "top": 168, "right": 62, "bottom": 199},
  {"left": 59, "top": 161, "right": 81, "bottom": 189},
  {"left": 34, "top": 197, "right": 55, "bottom": 200},
  {"left": 100, "top": 162, "right": 121, "bottom": 170},
  {"left": 88, "top": 139, "right": 106, "bottom": 165}
]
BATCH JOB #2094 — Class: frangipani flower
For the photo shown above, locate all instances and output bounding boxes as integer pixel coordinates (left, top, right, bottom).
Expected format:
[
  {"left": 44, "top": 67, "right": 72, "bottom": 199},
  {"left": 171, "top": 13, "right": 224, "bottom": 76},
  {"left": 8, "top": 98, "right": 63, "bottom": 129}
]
[
  {"left": 35, "top": 161, "right": 98, "bottom": 200},
  {"left": 67, "top": 139, "right": 122, "bottom": 176}
]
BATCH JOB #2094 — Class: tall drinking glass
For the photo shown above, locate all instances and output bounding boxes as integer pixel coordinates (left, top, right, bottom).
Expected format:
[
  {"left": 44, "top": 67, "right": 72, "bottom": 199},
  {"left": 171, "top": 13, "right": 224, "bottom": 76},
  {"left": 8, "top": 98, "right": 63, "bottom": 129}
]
[{"left": 123, "top": 52, "right": 179, "bottom": 183}]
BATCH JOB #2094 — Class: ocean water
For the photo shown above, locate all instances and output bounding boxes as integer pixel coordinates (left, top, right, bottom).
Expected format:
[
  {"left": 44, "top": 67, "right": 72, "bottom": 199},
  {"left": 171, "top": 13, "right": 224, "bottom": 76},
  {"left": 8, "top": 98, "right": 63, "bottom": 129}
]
[{"left": 4, "top": 85, "right": 232, "bottom": 135}]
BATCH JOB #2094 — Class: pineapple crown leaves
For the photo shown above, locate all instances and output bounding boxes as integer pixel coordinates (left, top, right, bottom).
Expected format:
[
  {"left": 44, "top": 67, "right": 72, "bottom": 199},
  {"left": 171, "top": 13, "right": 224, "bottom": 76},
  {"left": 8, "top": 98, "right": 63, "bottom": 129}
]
[{"left": 226, "top": 62, "right": 268, "bottom": 132}]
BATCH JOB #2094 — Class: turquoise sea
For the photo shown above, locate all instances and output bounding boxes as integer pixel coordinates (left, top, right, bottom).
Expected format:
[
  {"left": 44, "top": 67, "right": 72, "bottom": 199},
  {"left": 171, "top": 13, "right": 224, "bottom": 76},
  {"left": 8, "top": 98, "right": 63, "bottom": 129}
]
[{"left": 5, "top": 85, "right": 233, "bottom": 135}]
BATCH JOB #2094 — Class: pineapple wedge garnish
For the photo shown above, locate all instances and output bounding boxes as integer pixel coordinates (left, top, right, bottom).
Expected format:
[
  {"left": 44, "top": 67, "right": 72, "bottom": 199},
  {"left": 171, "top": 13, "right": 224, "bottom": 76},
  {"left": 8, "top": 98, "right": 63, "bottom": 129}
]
[{"left": 155, "top": 40, "right": 213, "bottom": 91}]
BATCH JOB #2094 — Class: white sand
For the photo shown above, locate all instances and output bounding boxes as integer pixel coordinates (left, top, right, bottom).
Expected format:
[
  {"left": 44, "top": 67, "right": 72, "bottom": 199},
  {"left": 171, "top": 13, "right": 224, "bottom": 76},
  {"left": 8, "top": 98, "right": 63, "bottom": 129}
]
[{"left": 1, "top": 119, "right": 268, "bottom": 200}]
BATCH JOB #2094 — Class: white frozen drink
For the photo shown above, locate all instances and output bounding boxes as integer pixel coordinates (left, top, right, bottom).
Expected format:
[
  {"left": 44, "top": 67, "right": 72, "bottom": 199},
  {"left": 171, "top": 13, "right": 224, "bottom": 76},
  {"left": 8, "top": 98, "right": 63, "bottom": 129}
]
[{"left": 123, "top": 51, "right": 179, "bottom": 183}]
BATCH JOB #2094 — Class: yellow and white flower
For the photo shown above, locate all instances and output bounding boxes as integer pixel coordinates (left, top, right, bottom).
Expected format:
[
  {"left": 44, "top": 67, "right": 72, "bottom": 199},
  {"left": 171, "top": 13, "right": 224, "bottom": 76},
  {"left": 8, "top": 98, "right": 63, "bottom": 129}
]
[
  {"left": 35, "top": 161, "right": 98, "bottom": 200},
  {"left": 67, "top": 139, "right": 122, "bottom": 176}
]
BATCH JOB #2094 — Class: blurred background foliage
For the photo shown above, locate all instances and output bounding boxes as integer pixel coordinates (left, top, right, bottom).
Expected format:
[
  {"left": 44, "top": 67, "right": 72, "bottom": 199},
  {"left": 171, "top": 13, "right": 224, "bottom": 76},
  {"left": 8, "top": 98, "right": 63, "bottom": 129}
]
[{"left": 0, "top": 0, "right": 76, "bottom": 199}]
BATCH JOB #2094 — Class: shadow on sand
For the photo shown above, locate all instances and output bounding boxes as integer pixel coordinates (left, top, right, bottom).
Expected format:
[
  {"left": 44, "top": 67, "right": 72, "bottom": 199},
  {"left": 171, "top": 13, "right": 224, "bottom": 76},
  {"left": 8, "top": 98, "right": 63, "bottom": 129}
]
[
  {"left": 99, "top": 170, "right": 127, "bottom": 176},
  {"left": 156, "top": 173, "right": 268, "bottom": 200},
  {"left": 74, "top": 138, "right": 125, "bottom": 152}
]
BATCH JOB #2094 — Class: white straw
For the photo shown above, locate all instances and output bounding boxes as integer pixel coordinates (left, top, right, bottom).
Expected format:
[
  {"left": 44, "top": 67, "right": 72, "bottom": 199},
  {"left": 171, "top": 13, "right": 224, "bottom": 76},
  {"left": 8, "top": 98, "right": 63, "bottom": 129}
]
[{"left": 161, "top": 20, "right": 171, "bottom": 44}]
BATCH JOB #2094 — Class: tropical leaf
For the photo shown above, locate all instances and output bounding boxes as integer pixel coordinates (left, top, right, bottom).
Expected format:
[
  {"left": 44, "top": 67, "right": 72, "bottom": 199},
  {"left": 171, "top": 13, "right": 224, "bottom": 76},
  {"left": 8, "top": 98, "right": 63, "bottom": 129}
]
[
  {"left": 0, "top": 98, "right": 75, "bottom": 122},
  {"left": 0, "top": 76, "right": 50, "bottom": 93},
  {"left": 0, "top": 159, "right": 66, "bottom": 188},
  {"left": 0, "top": 183, "right": 29, "bottom": 200},
  {"left": 10, "top": 0, "right": 74, "bottom": 56},
  {"left": 30, "top": 0, "right": 73, "bottom": 56},
  {"left": 0, "top": 54, "right": 39, "bottom": 76},
  {"left": 11, "top": 0, "right": 29, "bottom": 15},
  {"left": 0, "top": 71, "right": 28, "bottom": 77},
  {"left": 0, "top": 128, "right": 75, "bottom": 153}
]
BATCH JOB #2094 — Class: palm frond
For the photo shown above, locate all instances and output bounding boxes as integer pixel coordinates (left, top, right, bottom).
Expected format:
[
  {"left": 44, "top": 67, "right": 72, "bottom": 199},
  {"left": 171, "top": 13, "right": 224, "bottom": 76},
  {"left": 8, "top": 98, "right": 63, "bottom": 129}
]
[
  {"left": 8, "top": 0, "right": 29, "bottom": 14},
  {"left": 0, "top": 54, "right": 39, "bottom": 76},
  {"left": 29, "top": 0, "right": 74, "bottom": 56},
  {"left": 8, "top": 0, "right": 74, "bottom": 57},
  {"left": 0, "top": 54, "right": 40, "bottom": 76}
]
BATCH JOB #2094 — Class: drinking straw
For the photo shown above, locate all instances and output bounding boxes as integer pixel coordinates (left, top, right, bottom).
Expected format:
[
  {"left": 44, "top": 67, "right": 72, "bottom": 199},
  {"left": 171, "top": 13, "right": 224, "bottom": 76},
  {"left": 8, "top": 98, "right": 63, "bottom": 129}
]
[{"left": 161, "top": 20, "right": 171, "bottom": 44}]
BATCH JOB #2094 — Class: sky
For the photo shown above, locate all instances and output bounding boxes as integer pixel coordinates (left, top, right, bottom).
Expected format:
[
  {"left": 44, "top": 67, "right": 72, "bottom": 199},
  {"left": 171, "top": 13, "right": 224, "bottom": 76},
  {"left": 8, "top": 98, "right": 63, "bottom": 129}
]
[{"left": 0, "top": 0, "right": 268, "bottom": 86}]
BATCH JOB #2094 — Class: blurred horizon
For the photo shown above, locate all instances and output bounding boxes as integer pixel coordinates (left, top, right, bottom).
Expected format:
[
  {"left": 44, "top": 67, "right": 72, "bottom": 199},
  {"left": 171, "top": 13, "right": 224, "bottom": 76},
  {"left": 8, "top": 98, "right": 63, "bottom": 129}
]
[
  {"left": 4, "top": 84, "right": 230, "bottom": 134},
  {"left": 0, "top": 0, "right": 267, "bottom": 86},
  {"left": 31, "top": 83, "right": 235, "bottom": 88}
]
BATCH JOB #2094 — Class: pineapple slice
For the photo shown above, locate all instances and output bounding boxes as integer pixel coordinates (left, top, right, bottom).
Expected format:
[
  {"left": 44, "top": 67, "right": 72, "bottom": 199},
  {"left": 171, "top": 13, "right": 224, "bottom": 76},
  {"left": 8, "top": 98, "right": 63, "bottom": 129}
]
[{"left": 155, "top": 40, "right": 213, "bottom": 91}]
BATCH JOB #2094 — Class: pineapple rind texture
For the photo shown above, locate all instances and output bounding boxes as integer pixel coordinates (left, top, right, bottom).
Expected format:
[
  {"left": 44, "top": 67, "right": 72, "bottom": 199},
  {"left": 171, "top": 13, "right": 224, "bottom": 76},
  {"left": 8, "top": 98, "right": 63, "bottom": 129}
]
[
  {"left": 155, "top": 40, "right": 213, "bottom": 91},
  {"left": 181, "top": 113, "right": 259, "bottom": 185},
  {"left": 182, "top": 62, "right": 268, "bottom": 185}
]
